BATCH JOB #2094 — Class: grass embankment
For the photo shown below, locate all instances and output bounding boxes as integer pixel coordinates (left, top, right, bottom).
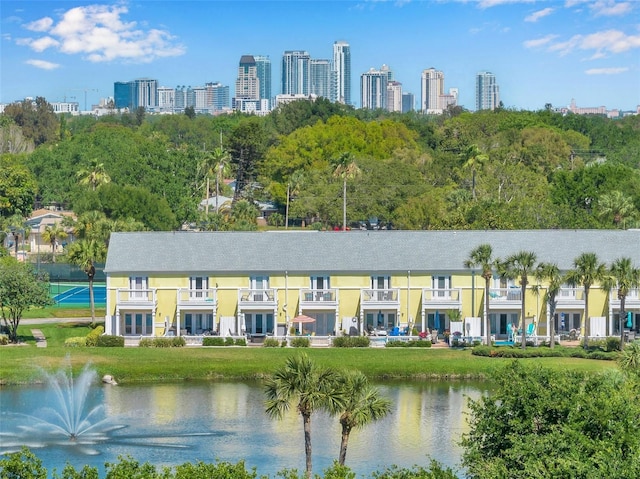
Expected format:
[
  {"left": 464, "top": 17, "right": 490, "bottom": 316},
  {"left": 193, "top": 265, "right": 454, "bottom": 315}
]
[
  {"left": 20, "top": 306, "right": 105, "bottom": 319},
  {"left": 0, "top": 321, "right": 618, "bottom": 385}
]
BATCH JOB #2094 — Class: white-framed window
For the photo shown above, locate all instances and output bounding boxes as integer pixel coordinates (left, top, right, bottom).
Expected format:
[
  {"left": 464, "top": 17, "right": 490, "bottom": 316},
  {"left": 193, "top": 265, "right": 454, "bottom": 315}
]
[
  {"left": 432, "top": 275, "right": 451, "bottom": 298},
  {"left": 190, "top": 276, "right": 209, "bottom": 298},
  {"left": 184, "top": 313, "right": 213, "bottom": 334},
  {"left": 311, "top": 275, "right": 330, "bottom": 290},
  {"left": 129, "top": 276, "right": 148, "bottom": 299},
  {"left": 371, "top": 276, "right": 390, "bottom": 290},
  {"left": 124, "top": 312, "right": 153, "bottom": 335},
  {"left": 250, "top": 276, "right": 269, "bottom": 290}
]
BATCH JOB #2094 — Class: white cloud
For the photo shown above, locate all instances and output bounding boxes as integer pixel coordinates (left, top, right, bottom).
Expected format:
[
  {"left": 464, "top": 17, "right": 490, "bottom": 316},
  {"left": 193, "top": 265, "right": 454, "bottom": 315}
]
[
  {"left": 15, "top": 4, "right": 185, "bottom": 63},
  {"left": 25, "top": 59, "right": 60, "bottom": 70},
  {"left": 478, "top": 0, "right": 535, "bottom": 8},
  {"left": 525, "top": 7, "right": 554, "bottom": 22},
  {"left": 25, "top": 17, "right": 53, "bottom": 32},
  {"left": 585, "top": 67, "right": 629, "bottom": 74},
  {"left": 590, "top": 1, "right": 632, "bottom": 17},
  {"left": 523, "top": 34, "right": 558, "bottom": 48}
]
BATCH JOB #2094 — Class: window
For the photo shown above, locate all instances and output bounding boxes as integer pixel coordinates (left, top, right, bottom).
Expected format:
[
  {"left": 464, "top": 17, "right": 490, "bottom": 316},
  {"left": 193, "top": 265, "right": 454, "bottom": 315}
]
[
  {"left": 124, "top": 312, "right": 153, "bottom": 335},
  {"left": 311, "top": 275, "right": 330, "bottom": 290},
  {"left": 371, "top": 276, "right": 390, "bottom": 290},
  {"left": 250, "top": 276, "right": 269, "bottom": 301},
  {"left": 190, "top": 276, "right": 209, "bottom": 299},
  {"left": 432, "top": 276, "right": 451, "bottom": 298},
  {"left": 129, "top": 276, "right": 148, "bottom": 299},
  {"left": 184, "top": 313, "right": 213, "bottom": 334}
]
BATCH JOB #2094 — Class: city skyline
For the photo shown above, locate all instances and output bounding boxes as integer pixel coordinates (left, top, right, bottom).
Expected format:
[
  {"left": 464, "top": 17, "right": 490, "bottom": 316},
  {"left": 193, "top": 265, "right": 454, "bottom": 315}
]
[{"left": 1, "top": 1, "right": 639, "bottom": 111}]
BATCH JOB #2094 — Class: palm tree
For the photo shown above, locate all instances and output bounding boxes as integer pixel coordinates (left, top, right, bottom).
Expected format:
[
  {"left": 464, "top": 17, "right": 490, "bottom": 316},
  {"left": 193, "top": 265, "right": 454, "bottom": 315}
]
[
  {"left": 41, "top": 224, "right": 67, "bottom": 263},
  {"left": 285, "top": 170, "right": 304, "bottom": 229},
  {"left": 464, "top": 244, "right": 495, "bottom": 346},
  {"left": 329, "top": 370, "right": 391, "bottom": 466},
  {"left": 76, "top": 159, "right": 111, "bottom": 191},
  {"left": 264, "top": 353, "right": 346, "bottom": 479},
  {"left": 332, "top": 152, "right": 360, "bottom": 231},
  {"left": 67, "top": 239, "right": 107, "bottom": 322},
  {"left": 199, "top": 147, "right": 231, "bottom": 215},
  {"left": 597, "top": 191, "right": 636, "bottom": 229},
  {"left": 497, "top": 251, "right": 537, "bottom": 349},
  {"left": 565, "top": 252, "right": 607, "bottom": 349},
  {"left": 602, "top": 257, "right": 640, "bottom": 349},
  {"left": 533, "top": 262, "right": 562, "bottom": 349},
  {"left": 462, "top": 144, "right": 488, "bottom": 201},
  {"left": 230, "top": 199, "right": 258, "bottom": 231}
]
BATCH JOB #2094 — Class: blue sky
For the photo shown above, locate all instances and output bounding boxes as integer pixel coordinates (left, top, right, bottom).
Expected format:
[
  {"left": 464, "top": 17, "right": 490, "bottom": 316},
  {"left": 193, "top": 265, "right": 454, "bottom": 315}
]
[{"left": 1, "top": 0, "right": 639, "bottom": 111}]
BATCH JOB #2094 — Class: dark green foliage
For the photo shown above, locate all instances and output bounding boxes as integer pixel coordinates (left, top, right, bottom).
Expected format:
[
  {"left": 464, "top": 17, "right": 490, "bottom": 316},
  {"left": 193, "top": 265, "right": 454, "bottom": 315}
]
[
  {"left": 52, "top": 464, "right": 100, "bottom": 479},
  {"left": 331, "top": 336, "right": 370, "bottom": 348},
  {"left": 96, "top": 335, "right": 124, "bottom": 347},
  {"left": 224, "top": 337, "right": 235, "bottom": 346},
  {"left": 234, "top": 338, "right": 247, "bottom": 346},
  {"left": 138, "top": 337, "right": 185, "bottom": 348},
  {"left": 203, "top": 336, "right": 225, "bottom": 346},
  {"left": 461, "top": 362, "right": 640, "bottom": 479},
  {"left": 472, "top": 345, "right": 616, "bottom": 360},
  {"left": 0, "top": 446, "right": 47, "bottom": 479},
  {"left": 263, "top": 337, "right": 280, "bottom": 347},
  {"left": 371, "top": 461, "right": 458, "bottom": 478},
  {"left": 385, "top": 340, "right": 432, "bottom": 348},
  {"left": 290, "top": 337, "right": 310, "bottom": 348}
]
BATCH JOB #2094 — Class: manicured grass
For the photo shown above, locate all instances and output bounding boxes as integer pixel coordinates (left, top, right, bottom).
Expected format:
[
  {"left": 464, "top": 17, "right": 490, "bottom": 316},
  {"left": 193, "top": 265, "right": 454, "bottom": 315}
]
[
  {"left": 20, "top": 306, "right": 105, "bottom": 319},
  {"left": 0, "top": 322, "right": 618, "bottom": 385}
]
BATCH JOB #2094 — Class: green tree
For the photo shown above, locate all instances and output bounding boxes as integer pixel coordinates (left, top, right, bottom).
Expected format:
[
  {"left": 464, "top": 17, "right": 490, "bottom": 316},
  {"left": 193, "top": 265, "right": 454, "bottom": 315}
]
[
  {"left": 332, "top": 153, "right": 361, "bottom": 231},
  {"left": 0, "top": 157, "right": 37, "bottom": 218},
  {"left": 464, "top": 244, "right": 495, "bottom": 346},
  {"left": 0, "top": 446, "right": 47, "bottom": 479},
  {"left": 229, "top": 199, "right": 258, "bottom": 231},
  {"left": 330, "top": 370, "right": 391, "bottom": 466},
  {"left": 76, "top": 159, "right": 111, "bottom": 191},
  {"left": 199, "top": 147, "right": 231, "bottom": 215},
  {"left": 565, "top": 252, "right": 607, "bottom": 349},
  {"left": 264, "top": 353, "right": 346, "bottom": 479},
  {"left": 67, "top": 239, "right": 107, "bottom": 322},
  {"left": 533, "top": 262, "right": 562, "bottom": 348},
  {"left": 462, "top": 144, "right": 488, "bottom": 201},
  {"left": 285, "top": 170, "right": 304, "bottom": 229},
  {"left": 497, "top": 251, "right": 537, "bottom": 349},
  {"left": 2, "top": 96, "right": 60, "bottom": 146},
  {"left": 618, "top": 340, "right": 640, "bottom": 379},
  {"left": 597, "top": 190, "right": 636, "bottom": 228},
  {"left": 0, "top": 257, "right": 52, "bottom": 343},
  {"left": 41, "top": 223, "right": 68, "bottom": 263},
  {"left": 602, "top": 257, "right": 640, "bottom": 349}
]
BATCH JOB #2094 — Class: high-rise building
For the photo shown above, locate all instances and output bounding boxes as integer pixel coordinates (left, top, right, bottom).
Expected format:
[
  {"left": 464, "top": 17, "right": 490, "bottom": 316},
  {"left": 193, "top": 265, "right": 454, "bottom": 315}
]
[
  {"left": 310, "top": 59, "right": 331, "bottom": 99},
  {"left": 421, "top": 68, "right": 444, "bottom": 114},
  {"left": 236, "top": 55, "right": 260, "bottom": 100},
  {"left": 113, "top": 78, "right": 158, "bottom": 110},
  {"left": 207, "top": 82, "right": 230, "bottom": 112},
  {"left": 402, "top": 92, "right": 415, "bottom": 113},
  {"left": 254, "top": 55, "right": 272, "bottom": 107},
  {"left": 361, "top": 67, "right": 388, "bottom": 110},
  {"left": 282, "top": 50, "right": 311, "bottom": 95},
  {"left": 157, "top": 86, "right": 175, "bottom": 112},
  {"left": 476, "top": 71, "right": 500, "bottom": 111},
  {"left": 386, "top": 81, "right": 403, "bottom": 112},
  {"left": 332, "top": 41, "right": 351, "bottom": 105}
]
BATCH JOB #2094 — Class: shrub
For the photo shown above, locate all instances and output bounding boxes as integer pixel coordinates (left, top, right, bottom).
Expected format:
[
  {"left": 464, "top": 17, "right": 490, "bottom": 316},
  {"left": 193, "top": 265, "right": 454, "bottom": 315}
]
[
  {"left": 605, "top": 336, "right": 622, "bottom": 352},
  {"left": 64, "top": 336, "right": 87, "bottom": 347},
  {"left": 96, "top": 335, "right": 124, "bottom": 347},
  {"left": 290, "top": 337, "right": 310, "bottom": 348},
  {"left": 203, "top": 337, "right": 225, "bottom": 346},
  {"left": 263, "top": 337, "right": 280, "bottom": 347},
  {"left": 172, "top": 337, "right": 186, "bottom": 347},
  {"left": 139, "top": 338, "right": 154, "bottom": 348},
  {"left": 85, "top": 325, "right": 104, "bottom": 346},
  {"left": 224, "top": 337, "right": 235, "bottom": 346},
  {"left": 385, "top": 340, "right": 407, "bottom": 348},
  {"left": 234, "top": 338, "right": 247, "bottom": 346},
  {"left": 0, "top": 334, "right": 9, "bottom": 345},
  {"left": 138, "top": 337, "right": 185, "bottom": 348},
  {"left": 586, "top": 350, "right": 617, "bottom": 361},
  {"left": 386, "top": 339, "right": 432, "bottom": 348},
  {"left": 332, "top": 336, "right": 370, "bottom": 348}
]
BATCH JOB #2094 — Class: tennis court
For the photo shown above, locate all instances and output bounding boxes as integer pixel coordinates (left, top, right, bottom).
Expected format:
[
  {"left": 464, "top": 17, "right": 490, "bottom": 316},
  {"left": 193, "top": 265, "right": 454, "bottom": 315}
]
[{"left": 50, "top": 283, "right": 106, "bottom": 306}]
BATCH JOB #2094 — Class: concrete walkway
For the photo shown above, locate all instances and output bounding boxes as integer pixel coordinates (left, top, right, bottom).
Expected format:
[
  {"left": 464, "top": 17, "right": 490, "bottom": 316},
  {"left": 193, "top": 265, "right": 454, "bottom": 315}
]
[{"left": 31, "top": 329, "right": 47, "bottom": 347}]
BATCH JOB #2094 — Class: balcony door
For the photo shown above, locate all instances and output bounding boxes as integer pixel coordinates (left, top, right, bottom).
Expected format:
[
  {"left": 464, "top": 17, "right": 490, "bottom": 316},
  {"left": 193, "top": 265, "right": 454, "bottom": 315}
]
[
  {"left": 433, "top": 275, "right": 451, "bottom": 298},
  {"left": 250, "top": 276, "right": 269, "bottom": 301},
  {"left": 311, "top": 276, "right": 330, "bottom": 301},
  {"left": 371, "top": 276, "right": 390, "bottom": 301},
  {"left": 129, "top": 276, "right": 148, "bottom": 299},
  {"left": 190, "top": 276, "right": 208, "bottom": 299}
]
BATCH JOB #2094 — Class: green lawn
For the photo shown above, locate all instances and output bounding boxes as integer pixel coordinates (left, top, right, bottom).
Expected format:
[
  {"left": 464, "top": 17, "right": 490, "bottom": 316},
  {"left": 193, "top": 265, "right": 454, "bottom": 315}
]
[
  {"left": 0, "top": 321, "right": 618, "bottom": 385},
  {"left": 20, "top": 306, "right": 105, "bottom": 319}
]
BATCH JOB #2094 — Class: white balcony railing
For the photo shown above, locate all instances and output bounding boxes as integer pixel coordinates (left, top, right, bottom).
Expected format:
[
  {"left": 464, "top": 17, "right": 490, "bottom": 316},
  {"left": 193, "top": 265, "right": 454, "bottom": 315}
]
[
  {"left": 300, "top": 289, "right": 338, "bottom": 303},
  {"left": 238, "top": 288, "right": 277, "bottom": 304},
  {"left": 361, "top": 288, "right": 399, "bottom": 304},
  {"left": 609, "top": 288, "right": 640, "bottom": 308},
  {"left": 556, "top": 287, "right": 585, "bottom": 307},
  {"left": 116, "top": 288, "right": 156, "bottom": 306},
  {"left": 488, "top": 288, "right": 522, "bottom": 302},
  {"left": 177, "top": 288, "right": 217, "bottom": 306},
  {"left": 422, "top": 288, "right": 462, "bottom": 302}
]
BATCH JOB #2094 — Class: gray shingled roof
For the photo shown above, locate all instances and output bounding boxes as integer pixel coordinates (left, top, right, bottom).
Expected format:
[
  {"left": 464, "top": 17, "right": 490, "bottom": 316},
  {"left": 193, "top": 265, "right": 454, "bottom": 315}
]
[{"left": 104, "top": 230, "right": 640, "bottom": 275}]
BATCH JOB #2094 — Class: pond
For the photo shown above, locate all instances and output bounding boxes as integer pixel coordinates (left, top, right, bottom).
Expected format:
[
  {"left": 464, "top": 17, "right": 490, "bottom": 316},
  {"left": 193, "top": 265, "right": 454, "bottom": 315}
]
[{"left": 0, "top": 378, "right": 487, "bottom": 477}]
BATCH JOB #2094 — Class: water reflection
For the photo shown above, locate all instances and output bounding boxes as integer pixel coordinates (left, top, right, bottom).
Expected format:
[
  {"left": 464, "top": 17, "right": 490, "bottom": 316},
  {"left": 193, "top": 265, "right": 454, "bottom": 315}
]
[{"left": 1, "top": 380, "right": 486, "bottom": 477}]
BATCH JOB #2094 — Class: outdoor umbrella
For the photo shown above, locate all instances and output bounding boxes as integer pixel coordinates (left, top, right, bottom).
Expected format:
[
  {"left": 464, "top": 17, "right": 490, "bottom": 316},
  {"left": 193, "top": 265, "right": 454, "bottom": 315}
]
[
  {"left": 292, "top": 314, "right": 316, "bottom": 333},
  {"left": 434, "top": 310, "right": 440, "bottom": 331}
]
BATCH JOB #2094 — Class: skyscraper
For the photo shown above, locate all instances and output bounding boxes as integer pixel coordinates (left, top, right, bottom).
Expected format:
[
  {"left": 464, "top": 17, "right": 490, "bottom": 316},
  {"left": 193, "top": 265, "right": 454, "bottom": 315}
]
[
  {"left": 402, "top": 92, "right": 415, "bottom": 113},
  {"left": 361, "top": 67, "right": 388, "bottom": 110},
  {"left": 113, "top": 78, "right": 158, "bottom": 110},
  {"left": 476, "top": 71, "right": 500, "bottom": 111},
  {"left": 236, "top": 55, "right": 260, "bottom": 101},
  {"left": 281, "top": 50, "right": 311, "bottom": 95},
  {"left": 386, "top": 81, "right": 402, "bottom": 112},
  {"left": 332, "top": 41, "right": 351, "bottom": 105},
  {"left": 310, "top": 59, "right": 331, "bottom": 99},
  {"left": 421, "top": 68, "right": 444, "bottom": 114},
  {"left": 254, "top": 55, "right": 272, "bottom": 107}
]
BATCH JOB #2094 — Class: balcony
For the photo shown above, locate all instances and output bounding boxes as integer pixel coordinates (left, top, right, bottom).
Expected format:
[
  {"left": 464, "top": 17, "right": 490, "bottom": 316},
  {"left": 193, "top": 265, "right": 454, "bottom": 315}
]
[
  {"left": 177, "top": 288, "right": 217, "bottom": 308},
  {"left": 116, "top": 288, "right": 157, "bottom": 309},
  {"left": 238, "top": 288, "right": 278, "bottom": 309},
  {"left": 421, "top": 288, "right": 462, "bottom": 310},
  {"left": 488, "top": 287, "right": 522, "bottom": 310},
  {"left": 299, "top": 289, "right": 338, "bottom": 310},
  {"left": 361, "top": 289, "right": 400, "bottom": 309},
  {"left": 609, "top": 288, "right": 640, "bottom": 309},
  {"left": 555, "top": 288, "right": 585, "bottom": 308}
]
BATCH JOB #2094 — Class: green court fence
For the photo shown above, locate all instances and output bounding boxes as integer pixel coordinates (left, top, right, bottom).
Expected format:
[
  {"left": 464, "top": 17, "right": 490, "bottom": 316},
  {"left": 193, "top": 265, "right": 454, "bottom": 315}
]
[{"left": 33, "top": 263, "right": 105, "bottom": 283}]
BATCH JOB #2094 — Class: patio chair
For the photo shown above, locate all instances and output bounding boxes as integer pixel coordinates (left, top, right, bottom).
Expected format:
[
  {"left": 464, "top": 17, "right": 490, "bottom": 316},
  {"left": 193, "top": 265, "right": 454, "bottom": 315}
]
[{"left": 389, "top": 327, "right": 400, "bottom": 336}]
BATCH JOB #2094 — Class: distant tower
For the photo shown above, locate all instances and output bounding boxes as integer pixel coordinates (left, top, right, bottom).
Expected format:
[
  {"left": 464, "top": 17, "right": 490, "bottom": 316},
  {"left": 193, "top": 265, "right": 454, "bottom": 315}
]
[
  {"left": 236, "top": 55, "right": 260, "bottom": 101},
  {"left": 386, "top": 81, "right": 403, "bottom": 112},
  {"left": 361, "top": 67, "right": 389, "bottom": 110},
  {"left": 282, "top": 50, "right": 311, "bottom": 95},
  {"left": 402, "top": 92, "right": 415, "bottom": 113},
  {"left": 332, "top": 41, "right": 351, "bottom": 105},
  {"left": 254, "top": 55, "right": 272, "bottom": 107},
  {"left": 476, "top": 71, "right": 500, "bottom": 111},
  {"left": 421, "top": 68, "right": 444, "bottom": 114},
  {"left": 310, "top": 59, "right": 332, "bottom": 99}
]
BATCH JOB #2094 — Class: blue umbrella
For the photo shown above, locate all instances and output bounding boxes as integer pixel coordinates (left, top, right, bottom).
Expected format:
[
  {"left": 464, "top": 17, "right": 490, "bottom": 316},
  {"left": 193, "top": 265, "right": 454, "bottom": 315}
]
[
  {"left": 434, "top": 310, "right": 440, "bottom": 331},
  {"left": 626, "top": 311, "right": 633, "bottom": 328}
]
